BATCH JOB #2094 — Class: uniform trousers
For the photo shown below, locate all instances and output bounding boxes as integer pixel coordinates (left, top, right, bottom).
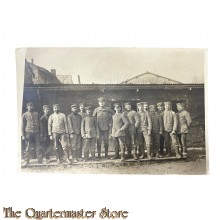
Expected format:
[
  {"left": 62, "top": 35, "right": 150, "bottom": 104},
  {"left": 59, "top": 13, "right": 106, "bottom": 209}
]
[
  {"left": 164, "top": 131, "right": 179, "bottom": 155},
  {"left": 125, "top": 126, "right": 138, "bottom": 155},
  {"left": 151, "top": 133, "right": 160, "bottom": 155},
  {"left": 97, "top": 130, "right": 109, "bottom": 157},
  {"left": 137, "top": 130, "right": 151, "bottom": 155},
  {"left": 177, "top": 133, "right": 188, "bottom": 152},
  {"left": 41, "top": 136, "right": 50, "bottom": 160},
  {"left": 84, "top": 137, "right": 96, "bottom": 158}
]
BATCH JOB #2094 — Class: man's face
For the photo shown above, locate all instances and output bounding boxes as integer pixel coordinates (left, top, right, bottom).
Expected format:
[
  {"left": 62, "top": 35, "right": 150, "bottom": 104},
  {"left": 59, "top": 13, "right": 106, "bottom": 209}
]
[
  {"left": 138, "top": 105, "right": 144, "bottom": 112},
  {"left": 177, "top": 105, "right": 184, "bottom": 111},
  {"left": 86, "top": 109, "right": 92, "bottom": 115},
  {"left": 53, "top": 106, "right": 60, "bottom": 113},
  {"left": 98, "top": 100, "right": 105, "bottom": 107},
  {"left": 27, "top": 104, "right": 34, "bottom": 112},
  {"left": 164, "top": 104, "right": 171, "bottom": 111},
  {"left": 157, "top": 106, "right": 164, "bottom": 111},
  {"left": 125, "top": 104, "right": 131, "bottom": 111},
  {"left": 79, "top": 105, "right": 85, "bottom": 112},
  {"left": 150, "top": 106, "right": 156, "bottom": 113},
  {"left": 72, "top": 106, "right": 78, "bottom": 113},
  {"left": 44, "top": 108, "right": 50, "bottom": 116},
  {"left": 114, "top": 106, "right": 121, "bottom": 113},
  {"left": 144, "top": 104, "right": 148, "bottom": 111}
]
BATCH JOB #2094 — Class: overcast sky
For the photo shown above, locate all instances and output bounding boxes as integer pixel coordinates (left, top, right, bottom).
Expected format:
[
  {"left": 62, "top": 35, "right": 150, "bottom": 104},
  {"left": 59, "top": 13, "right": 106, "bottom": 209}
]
[{"left": 25, "top": 48, "right": 205, "bottom": 84}]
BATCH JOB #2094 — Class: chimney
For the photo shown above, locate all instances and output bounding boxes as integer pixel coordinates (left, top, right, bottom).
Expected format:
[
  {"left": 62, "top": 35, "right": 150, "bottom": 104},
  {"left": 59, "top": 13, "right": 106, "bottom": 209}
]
[
  {"left": 31, "top": 58, "right": 34, "bottom": 64},
  {"left": 78, "top": 75, "right": 81, "bottom": 84},
  {"left": 51, "top": 69, "right": 56, "bottom": 76}
]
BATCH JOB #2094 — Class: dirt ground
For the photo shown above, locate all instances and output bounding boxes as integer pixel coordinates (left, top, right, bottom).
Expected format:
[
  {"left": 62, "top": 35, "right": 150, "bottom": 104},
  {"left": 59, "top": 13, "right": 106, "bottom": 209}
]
[{"left": 21, "top": 149, "right": 207, "bottom": 175}]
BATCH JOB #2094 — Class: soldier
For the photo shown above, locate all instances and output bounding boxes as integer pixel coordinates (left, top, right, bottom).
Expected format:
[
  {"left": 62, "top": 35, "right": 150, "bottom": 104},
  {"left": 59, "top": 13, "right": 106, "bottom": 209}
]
[
  {"left": 157, "top": 102, "right": 165, "bottom": 155},
  {"left": 110, "top": 103, "right": 129, "bottom": 161},
  {"left": 123, "top": 102, "right": 140, "bottom": 159},
  {"left": 40, "top": 105, "right": 51, "bottom": 163},
  {"left": 48, "top": 104, "right": 71, "bottom": 164},
  {"left": 149, "top": 104, "right": 163, "bottom": 158},
  {"left": 78, "top": 102, "right": 87, "bottom": 158},
  {"left": 163, "top": 101, "right": 181, "bottom": 158},
  {"left": 143, "top": 102, "right": 149, "bottom": 112},
  {"left": 176, "top": 102, "right": 192, "bottom": 156},
  {"left": 93, "top": 97, "right": 114, "bottom": 159},
  {"left": 81, "top": 106, "right": 98, "bottom": 162},
  {"left": 137, "top": 102, "right": 152, "bottom": 159},
  {"left": 21, "top": 102, "right": 43, "bottom": 166},
  {"left": 67, "top": 104, "right": 82, "bottom": 163}
]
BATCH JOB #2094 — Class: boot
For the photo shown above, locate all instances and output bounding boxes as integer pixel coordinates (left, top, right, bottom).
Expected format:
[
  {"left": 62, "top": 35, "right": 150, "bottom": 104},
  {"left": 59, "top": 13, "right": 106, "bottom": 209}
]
[
  {"left": 133, "top": 146, "right": 138, "bottom": 160},
  {"left": 174, "top": 144, "right": 182, "bottom": 159},
  {"left": 139, "top": 146, "right": 145, "bottom": 159},
  {"left": 22, "top": 160, "right": 29, "bottom": 167},
  {"left": 127, "top": 147, "right": 132, "bottom": 159},
  {"left": 111, "top": 145, "right": 120, "bottom": 160},
  {"left": 97, "top": 142, "right": 101, "bottom": 159},
  {"left": 63, "top": 150, "right": 71, "bottom": 164},
  {"left": 121, "top": 146, "right": 125, "bottom": 161},
  {"left": 104, "top": 144, "right": 108, "bottom": 159},
  {"left": 146, "top": 145, "right": 152, "bottom": 159},
  {"left": 91, "top": 148, "right": 96, "bottom": 161},
  {"left": 165, "top": 145, "right": 171, "bottom": 157},
  {"left": 71, "top": 150, "right": 77, "bottom": 163}
]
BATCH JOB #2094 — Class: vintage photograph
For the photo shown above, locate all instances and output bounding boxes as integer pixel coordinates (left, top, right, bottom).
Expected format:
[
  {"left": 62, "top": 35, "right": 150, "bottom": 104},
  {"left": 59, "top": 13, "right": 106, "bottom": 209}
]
[{"left": 17, "top": 48, "right": 206, "bottom": 174}]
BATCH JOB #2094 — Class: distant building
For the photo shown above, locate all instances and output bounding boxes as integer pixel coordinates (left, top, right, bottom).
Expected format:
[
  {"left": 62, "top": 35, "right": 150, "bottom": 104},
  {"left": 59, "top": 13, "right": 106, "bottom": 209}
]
[
  {"left": 121, "top": 71, "right": 183, "bottom": 84},
  {"left": 57, "top": 75, "right": 73, "bottom": 84}
]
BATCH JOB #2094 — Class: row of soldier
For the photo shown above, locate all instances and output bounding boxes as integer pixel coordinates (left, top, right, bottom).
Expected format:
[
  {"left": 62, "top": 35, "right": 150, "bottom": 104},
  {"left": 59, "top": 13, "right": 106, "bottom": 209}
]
[{"left": 21, "top": 97, "right": 192, "bottom": 166}]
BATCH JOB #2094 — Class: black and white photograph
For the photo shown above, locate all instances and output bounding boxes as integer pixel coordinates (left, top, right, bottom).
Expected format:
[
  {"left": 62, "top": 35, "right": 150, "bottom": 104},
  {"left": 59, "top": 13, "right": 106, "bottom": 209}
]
[{"left": 18, "top": 48, "right": 206, "bottom": 174}]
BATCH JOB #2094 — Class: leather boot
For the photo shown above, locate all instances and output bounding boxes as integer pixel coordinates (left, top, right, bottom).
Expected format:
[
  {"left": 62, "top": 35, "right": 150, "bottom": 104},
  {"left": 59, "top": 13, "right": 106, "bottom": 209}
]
[
  {"left": 146, "top": 145, "right": 152, "bottom": 159},
  {"left": 174, "top": 144, "right": 182, "bottom": 159},
  {"left": 63, "top": 150, "right": 71, "bottom": 164},
  {"left": 139, "top": 145, "right": 145, "bottom": 159},
  {"left": 165, "top": 144, "right": 171, "bottom": 157},
  {"left": 111, "top": 144, "right": 120, "bottom": 160},
  {"left": 133, "top": 146, "right": 138, "bottom": 160},
  {"left": 127, "top": 146, "right": 132, "bottom": 159},
  {"left": 104, "top": 144, "right": 108, "bottom": 159},
  {"left": 91, "top": 148, "right": 96, "bottom": 161},
  {"left": 71, "top": 150, "right": 77, "bottom": 163},
  {"left": 121, "top": 145, "right": 125, "bottom": 161}
]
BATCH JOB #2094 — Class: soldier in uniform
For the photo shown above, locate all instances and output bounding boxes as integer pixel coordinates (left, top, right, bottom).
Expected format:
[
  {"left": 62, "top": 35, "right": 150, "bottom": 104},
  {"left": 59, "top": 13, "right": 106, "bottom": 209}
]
[
  {"left": 93, "top": 97, "right": 114, "bottom": 159},
  {"left": 176, "top": 102, "right": 192, "bottom": 156},
  {"left": 21, "top": 102, "right": 43, "bottom": 166},
  {"left": 48, "top": 104, "right": 71, "bottom": 164},
  {"left": 163, "top": 101, "right": 181, "bottom": 158},
  {"left": 157, "top": 102, "right": 165, "bottom": 155},
  {"left": 67, "top": 104, "right": 82, "bottom": 163},
  {"left": 149, "top": 104, "right": 163, "bottom": 158},
  {"left": 78, "top": 102, "right": 87, "bottom": 158},
  {"left": 137, "top": 102, "right": 152, "bottom": 159},
  {"left": 143, "top": 102, "right": 149, "bottom": 112},
  {"left": 110, "top": 103, "right": 129, "bottom": 161},
  {"left": 123, "top": 102, "right": 140, "bottom": 159},
  {"left": 81, "top": 106, "right": 98, "bottom": 162},
  {"left": 40, "top": 105, "right": 51, "bottom": 163}
]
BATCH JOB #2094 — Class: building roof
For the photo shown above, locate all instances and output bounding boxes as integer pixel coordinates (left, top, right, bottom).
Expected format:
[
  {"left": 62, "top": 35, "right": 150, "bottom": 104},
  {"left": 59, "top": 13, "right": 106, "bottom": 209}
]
[
  {"left": 24, "top": 60, "right": 61, "bottom": 84},
  {"left": 57, "top": 75, "right": 73, "bottom": 84},
  {"left": 120, "top": 71, "right": 183, "bottom": 84}
]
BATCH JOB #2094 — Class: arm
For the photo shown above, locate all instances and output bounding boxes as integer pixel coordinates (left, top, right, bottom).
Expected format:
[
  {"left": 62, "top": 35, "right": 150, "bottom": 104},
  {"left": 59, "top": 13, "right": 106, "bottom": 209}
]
[
  {"left": 185, "top": 112, "right": 192, "bottom": 127},
  {"left": 37, "top": 113, "right": 42, "bottom": 135},
  {"left": 63, "top": 114, "right": 68, "bottom": 134},
  {"left": 120, "top": 115, "right": 130, "bottom": 131},
  {"left": 93, "top": 108, "right": 97, "bottom": 117},
  {"left": 39, "top": 116, "right": 44, "bottom": 136},
  {"left": 48, "top": 115, "right": 52, "bottom": 136},
  {"left": 81, "top": 118, "right": 86, "bottom": 138},
  {"left": 158, "top": 114, "right": 163, "bottom": 133},
  {"left": 21, "top": 114, "right": 26, "bottom": 137},
  {"left": 146, "top": 112, "right": 152, "bottom": 133},
  {"left": 134, "top": 112, "right": 140, "bottom": 128},
  {"left": 173, "top": 112, "right": 178, "bottom": 132},
  {"left": 67, "top": 115, "right": 74, "bottom": 134}
]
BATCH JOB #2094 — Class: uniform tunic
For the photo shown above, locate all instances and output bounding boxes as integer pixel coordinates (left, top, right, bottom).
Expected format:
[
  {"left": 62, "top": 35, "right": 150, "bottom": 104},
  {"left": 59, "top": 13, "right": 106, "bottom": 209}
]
[
  {"left": 163, "top": 110, "right": 178, "bottom": 132},
  {"left": 111, "top": 113, "right": 129, "bottom": 137},
  {"left": 67, "top": 113, "right": 81, "bottom": 135},
  {"left": 176, "top": 110, "right": 192, "bottom": 134},
  {"left": 81, "top": 115, "right": 97, "bottom": 138}
]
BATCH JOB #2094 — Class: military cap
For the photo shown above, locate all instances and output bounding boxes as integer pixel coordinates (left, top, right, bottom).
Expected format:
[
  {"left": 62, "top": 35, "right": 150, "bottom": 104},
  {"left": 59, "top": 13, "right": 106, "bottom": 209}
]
[
  {"left": 176, "top": 102, "right": 184, "bottom": 106},
  {"left": 98, "top": 97, "right": 105, "bottom": 102},
  {"left": 149, "top": 105, "right": 156, "bottom": 110},
  {"left": 71, "top": 104, "right": 78, "bottom": 108},
  {"left": 113, "top": 103, "right": 121, "bottom": 108},
  {"left": 143, "top": 102, "right": 148, "bottom": 105},
  {"left": 43, "top": 105, "right": 50, "bottom": 110},
  {"left": 124, "top": 102, "right": 131, "bottom": 106},
  {"left": 157, "top": 102, "right": 164, "bottom": 107},
  {"left": 53, "top": 104, "right": 60, "bottom": 108},
  {"left": 164, "top": 101, "right": 172, "bottom": 106},
  {"left": 137, "top": 102, "right": 144, "bottom": 106},
  {"left": 85, "top": 106, "right": 92, "bottom": 110},
  {"left": 26, "top": 102, "right": 34, "bottom": 107},
  {"left": 79, "top": 102, "right": 85, "bottom": 106}
]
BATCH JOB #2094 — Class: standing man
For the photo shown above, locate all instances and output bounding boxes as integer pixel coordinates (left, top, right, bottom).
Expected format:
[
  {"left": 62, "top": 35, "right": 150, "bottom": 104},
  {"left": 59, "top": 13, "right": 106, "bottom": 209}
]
[
  {"left": 143, "top": 102, "right": 149, "bottom": 112},
  {"left": 40, "top": 105, "right": 51, "bottom": 163},
  {"left": 149, "top": 104, "right": 163, "bottom": 158},
  {"left": 48, "top": 104, "right": 71, "bottom": 164},
  {"left": 67, "top": 104, "right": 82, "bottom": 163},
  {"left": 176, "top": 102, "right": 192, "bottom": 157},
  {"left": 163, "top": 101, "right": 181, "bottom": 158},
  {"left": 78, "top": 102, "right": 87, "bottom": 158},
  {"left": 137, "top": 102, "right": 152, "bottom": 159},
  {"left": 21, "top": 102, "right": 43, "bottom": 166},
  {"left": 157, "top": 102, "right": 165, "bottom": 155},
  {"left": 93, "top": 97, "right": 114, "bottom": 159},
  {"left": 110, "top": 103, "right": 129, "bottom": 161},
  {"left": 123, "top": 102, "right": 140, "bottom": 159},
  {"left": 81, "top": 106, "right": 98, "bottom": 162}
]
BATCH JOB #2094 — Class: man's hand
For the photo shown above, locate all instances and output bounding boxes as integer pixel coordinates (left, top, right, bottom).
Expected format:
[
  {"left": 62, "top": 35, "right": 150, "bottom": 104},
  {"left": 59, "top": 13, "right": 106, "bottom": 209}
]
[
  {"left": 171, "top": 130, "right": 176, "bottom": 134},
  {"left": 109, "top": 134, "right": 112, "bottom": 139},
  {"left": 50, "top": 135, "right": 53, "bottom": 140},
  {"left": 159, "top": 132, "right": 163, "bottom": 135},
  {"left": 70, "top": 134, "right": 74, "bottom": 139},
  {"left": 21, "top": 136, "right": 25, "bottom": 141},
  {"left": 148, "top": 131, "right": 151, "bottom": 135}
]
